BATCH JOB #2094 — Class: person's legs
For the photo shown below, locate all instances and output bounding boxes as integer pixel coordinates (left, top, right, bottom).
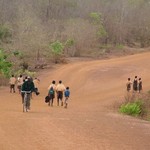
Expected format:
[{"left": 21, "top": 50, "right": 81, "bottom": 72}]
[
  {"left": 57, "top": 92, "right": 60, "bottom": 106},
  {"left": 21, "top": 93, "right": 25, "bottom": 103},
  {"left": 26, "top": 93, "right": 31, "bottom": 111},
  {"left": 49, "top": 95, "right": 54, "bottom": 106},
  {"left": 51, "top": 98, "right": 54, "bottom": 106},
  {"left": 12, "top": 85, "right": 15, "bottom": 93},
  {"left": 61, "top": 99, "right": 63, "bottom": 106},
  {"left": 18, "top": 85, "right": 21, "bottom": 94},
  {"left": 57, "top": 98, "right": 59, "bottom": 106},
  {"left": 64, "top": 97, "right": 68, "bottom": 108},
  {"left": 23, "top": 93, "right": 28, "bottom": 112},
  {"left": 48, "top": 100, "right": 50, "bottom": 106},
  {"left": 48, "top": 97, "right": 51, "bottom": 106},
  {"left": 59, "top": 92, "right": 63, "bottom": 106},
  {"left": 10, "top": 85, "right": 12, "bottom": 93}
]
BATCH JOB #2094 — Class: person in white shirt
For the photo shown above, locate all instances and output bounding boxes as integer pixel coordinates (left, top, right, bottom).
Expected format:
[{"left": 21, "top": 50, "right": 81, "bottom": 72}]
[
  {"left": 33, "top": 77, "right": 40, "bottom": 94},
  {"left": 56, "top": 80, "right": 66, "bottom": 106},
  {"left": 9, "top": 75, "right": 16, "bottom": 93},
  {"left": 17, "top": 75, "right": 24, "bottom": 94}
]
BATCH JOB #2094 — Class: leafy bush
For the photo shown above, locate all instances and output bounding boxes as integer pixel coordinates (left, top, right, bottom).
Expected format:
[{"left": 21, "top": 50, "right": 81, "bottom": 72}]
[
  {"left": 0, "top": 49, "right": 12, "bottom": 78},
  {"left": 97, "top": 25, "right": 108, "bottom": 38},
  {"left": 65, "top": 39, "right": 74, "bottom": 48},
  {"left": 118, "top": 92, "right": 150, "bottom": 121},
  {"left": 89, "top": 12, "right": 101, "bottom": 24},
  {"left": 49, "top": 41, "right": 64, "bottom": 63},
  {"left": 50, "top": 41, "right": 64, "bottom": 55},
  {"left": 89, "top": 12, "right": 108, "bottom": 42},
  {"left": 119, "top": 101, "right": 142, "bottom": 116},
  {"left": 64, "top": 39, "right": 75, "bottom": 56}
]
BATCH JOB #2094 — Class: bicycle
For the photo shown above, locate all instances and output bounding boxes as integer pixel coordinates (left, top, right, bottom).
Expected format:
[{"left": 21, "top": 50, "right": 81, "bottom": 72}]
[{"left": 21, "top": 91, "right": 31, "bottom": 112}]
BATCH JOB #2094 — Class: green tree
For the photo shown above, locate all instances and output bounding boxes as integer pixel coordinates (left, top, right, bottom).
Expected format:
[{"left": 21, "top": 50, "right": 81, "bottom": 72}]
[
  {"left": 0, "top": 49, "right": 12, "bottom": 78},
  {"left": 89, "top": 12, "right": 108, "bottom": 43},
  {"left": 49, "top": 41, "right": 64, "bottom": 63},
  {"left": 64, "top": 39, "right": 75, "bottom": 55}
]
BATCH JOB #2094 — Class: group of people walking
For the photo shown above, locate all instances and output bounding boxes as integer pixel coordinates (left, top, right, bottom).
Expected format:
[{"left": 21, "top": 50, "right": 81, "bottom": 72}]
[
  {"left": 9, "top": 74, "right": 70, "bottom": 112},
  {"left": 126, "top": 76, "right": 142, "bottom": 93},
  {"left": 9, "top": 74, "right": 40, "bottom": 94},
  {"left": 9, "top": 75, "right": 40, "bottom": 112},
  {"left": 47, "top": 80, "right": 70, "bottom": 109}
]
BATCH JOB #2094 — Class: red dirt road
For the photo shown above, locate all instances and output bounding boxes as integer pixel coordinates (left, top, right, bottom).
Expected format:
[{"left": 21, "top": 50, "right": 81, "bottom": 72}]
[{"left": 0, "top": 52, "right": 150, "bottom": 150}]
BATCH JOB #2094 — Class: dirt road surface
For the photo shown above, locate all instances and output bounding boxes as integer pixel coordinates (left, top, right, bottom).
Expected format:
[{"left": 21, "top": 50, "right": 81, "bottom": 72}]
[{"left": 0, "top": 52, "right": 150, "bottom": 150}]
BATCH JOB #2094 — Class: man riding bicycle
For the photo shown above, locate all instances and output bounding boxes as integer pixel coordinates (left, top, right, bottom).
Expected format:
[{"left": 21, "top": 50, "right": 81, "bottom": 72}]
[{"left": 21, "top": 76, "right": 35, "bottom": 112}]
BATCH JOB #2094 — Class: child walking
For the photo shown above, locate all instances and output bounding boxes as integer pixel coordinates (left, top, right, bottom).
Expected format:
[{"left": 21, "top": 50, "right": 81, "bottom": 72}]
[{"left": 64, "top": 87, "right": 70, "bottom": 109}]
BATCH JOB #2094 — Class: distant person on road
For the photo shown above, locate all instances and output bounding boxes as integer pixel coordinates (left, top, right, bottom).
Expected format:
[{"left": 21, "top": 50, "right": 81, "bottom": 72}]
[
  {"left": 133, "top": 76, "right": 138, "bottom": 92},
  {"left": 9, "top": 75, "right": 16, "bottom": 93},
  {"left": 47, "top": 80, "right": 56, "bottom": 106},
  {"left": 33, "top": 77, "right": 40, "bottom": 95},
  {"left": 56, "top": 80, "right": 66, "bottom": 106},
  {"left": 64, "top": 87, "right": 70, "bottom": 109},
  {"left": 138, "top": 78, "right": 142, "bottom": 93},
  {"left": 126, "top": 78, "right": 132, "bottom": 92},
  {"left": 17, "top": 75, "right": 24, "bottom": 94},
  {"left": 21, "top": 77, "right": 27, "bottom": 103}
]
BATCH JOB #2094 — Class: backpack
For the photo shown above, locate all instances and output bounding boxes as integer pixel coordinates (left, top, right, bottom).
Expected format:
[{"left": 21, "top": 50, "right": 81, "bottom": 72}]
[
  {"left": 49, "top": 87, "right": 54, "bottom": 95},
  {"left": 45, "top": 96, "right": 50, "bottom": 103}
]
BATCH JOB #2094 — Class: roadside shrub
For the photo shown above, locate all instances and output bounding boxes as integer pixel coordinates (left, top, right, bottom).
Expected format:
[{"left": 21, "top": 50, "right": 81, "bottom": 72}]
[
  {"left": 118, "top": 92, "right": 150, "bottom": 120},
  {"left": 119, "top": 101, "right": 142, "bottom": 116}
]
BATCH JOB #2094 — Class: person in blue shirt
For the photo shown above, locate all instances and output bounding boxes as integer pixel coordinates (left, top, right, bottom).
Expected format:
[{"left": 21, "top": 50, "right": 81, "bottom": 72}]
[{"left": 64, "top": 87, "right": 70, "bottom": 108}]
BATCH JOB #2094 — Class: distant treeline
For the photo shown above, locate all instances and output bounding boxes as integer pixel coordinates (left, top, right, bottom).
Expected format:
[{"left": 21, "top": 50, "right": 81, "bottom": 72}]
[{"left": 0, "top": 0, "right": 150, "bottom": 56}]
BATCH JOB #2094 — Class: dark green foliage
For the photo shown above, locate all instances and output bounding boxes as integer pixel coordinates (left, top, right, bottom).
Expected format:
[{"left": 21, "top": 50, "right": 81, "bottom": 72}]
[
  {"left": 49, "top": 41, "right": 64, "bottom": 63},
  {"left": 0, "top": 49, "right": 12, "bottom": 78}
]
